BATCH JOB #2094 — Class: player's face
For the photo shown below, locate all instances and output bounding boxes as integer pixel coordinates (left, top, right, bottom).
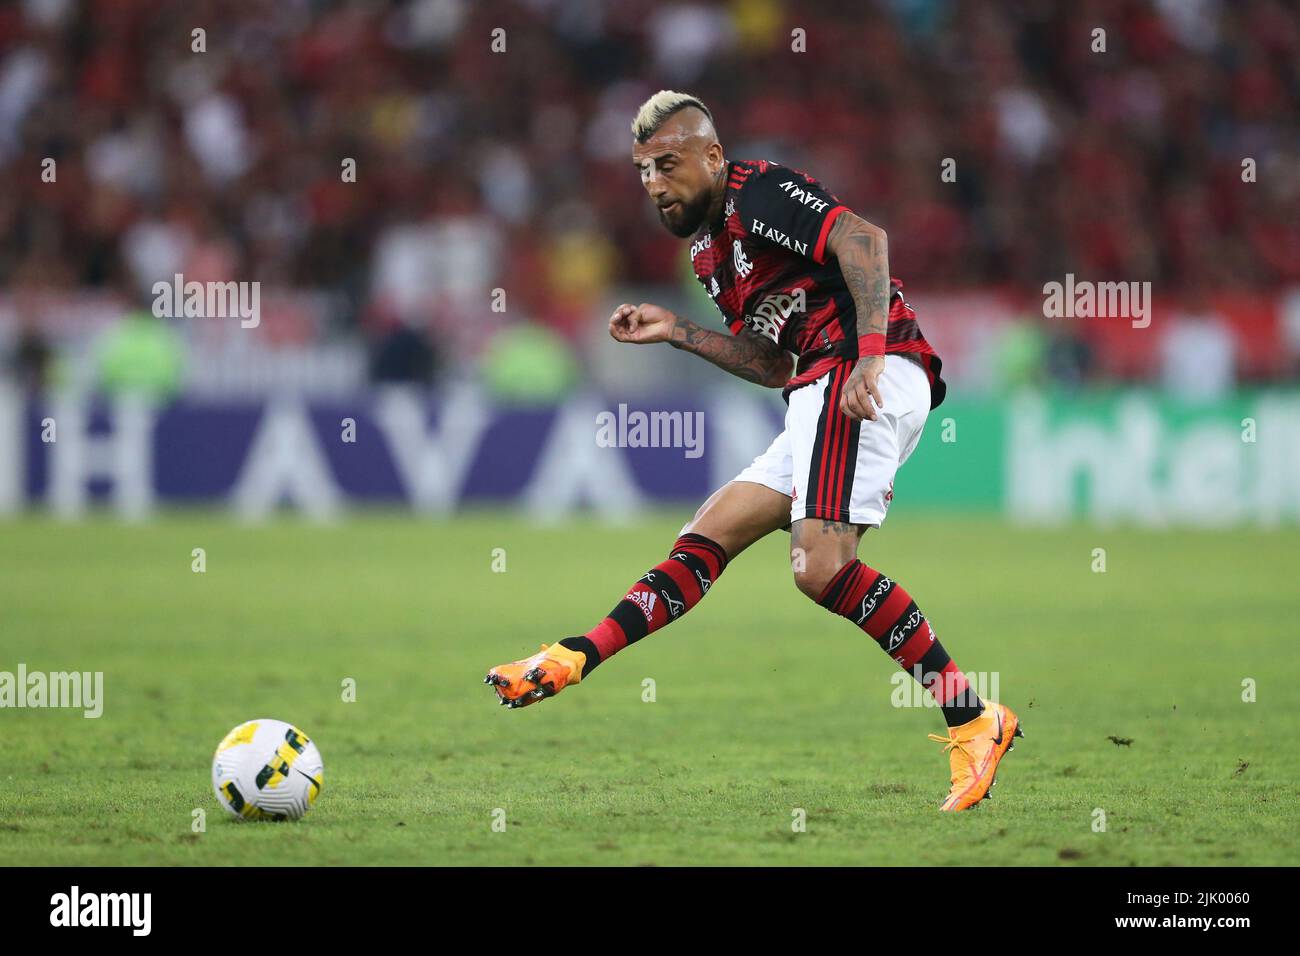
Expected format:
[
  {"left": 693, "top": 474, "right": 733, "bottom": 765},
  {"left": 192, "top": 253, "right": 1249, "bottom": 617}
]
[{"left": 632, "top": 122, "right": 721, "bottom": 238}]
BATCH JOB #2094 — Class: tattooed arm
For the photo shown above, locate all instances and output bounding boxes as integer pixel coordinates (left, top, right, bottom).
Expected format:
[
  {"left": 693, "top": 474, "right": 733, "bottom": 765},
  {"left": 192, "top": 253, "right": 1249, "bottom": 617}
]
[
  {"left": 609, "top": 302, "right": 793, "bottom": 388},
  {"left": 668, "top": 316, "right": 794, "bottom": 387},
  {"left": 825, "top": 212, "right": 890, "bottom": 421}
]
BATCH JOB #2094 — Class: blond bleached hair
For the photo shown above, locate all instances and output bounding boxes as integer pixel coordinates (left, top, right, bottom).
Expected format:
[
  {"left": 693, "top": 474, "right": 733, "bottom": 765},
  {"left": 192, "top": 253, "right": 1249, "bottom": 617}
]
[{"left": 631, "top": 90, "right": 714, "bottom": 143}]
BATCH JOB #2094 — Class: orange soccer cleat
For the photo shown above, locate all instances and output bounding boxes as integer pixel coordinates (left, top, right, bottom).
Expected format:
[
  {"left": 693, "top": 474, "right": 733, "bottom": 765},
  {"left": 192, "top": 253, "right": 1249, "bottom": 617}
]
[
  {"left": 483, "top": 643, "right": 587, "bottom": 709},
  {"left": 928, "top": 701, "right": 1023, "bottom": 811}
]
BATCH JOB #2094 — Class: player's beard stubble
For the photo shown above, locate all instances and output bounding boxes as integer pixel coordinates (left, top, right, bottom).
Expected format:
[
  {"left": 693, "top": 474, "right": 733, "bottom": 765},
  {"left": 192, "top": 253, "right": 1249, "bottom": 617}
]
[{"left": 658, "top": 187, "right": 715, "bottom": 238}]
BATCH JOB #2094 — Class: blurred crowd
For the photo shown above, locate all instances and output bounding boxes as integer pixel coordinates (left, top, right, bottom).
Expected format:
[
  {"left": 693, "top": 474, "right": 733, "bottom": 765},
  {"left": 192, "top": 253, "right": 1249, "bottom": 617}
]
[{"left": 1, "top": 0, "right": 1298, "bottom": 394}]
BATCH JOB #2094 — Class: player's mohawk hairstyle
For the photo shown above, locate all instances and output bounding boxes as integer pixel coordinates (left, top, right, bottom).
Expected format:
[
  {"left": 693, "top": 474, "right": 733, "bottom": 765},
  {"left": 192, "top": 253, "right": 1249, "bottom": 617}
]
[{"left": 631, "top": 90, "right": 714, "bottom": 143}]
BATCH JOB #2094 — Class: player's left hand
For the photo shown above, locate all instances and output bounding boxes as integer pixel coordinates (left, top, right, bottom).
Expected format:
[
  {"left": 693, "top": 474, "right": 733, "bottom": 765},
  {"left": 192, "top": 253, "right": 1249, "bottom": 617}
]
[{"left": 841, "top": 355, "right": 885, "bottom": 421}]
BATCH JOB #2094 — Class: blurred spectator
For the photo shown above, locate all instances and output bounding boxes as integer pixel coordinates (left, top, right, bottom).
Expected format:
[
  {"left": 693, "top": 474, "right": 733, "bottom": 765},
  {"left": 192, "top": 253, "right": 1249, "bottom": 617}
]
[
  {"left": 1160, "top": 301, "right": 1237, "bottom": 401},
  {"left": 1044, "top": 326, "right": 1096, "bottom": 391},
  {"left": 10, "top": 321, "right": 52, "bottom": 392},
  {"left": 95, "top": 309, "right": 184, "bottom": 399},
  {"left": 480, "top": 322, "right": 580, "bottom": 402},
  {"left": 994, "top": 319, "right": 1047, "bottom": 389},
  {"left": 0, "top": 0, "right": 1295, "bottom": 390},
  {"left": 369, "top": 321, "right": 438, "bottom": 385}
]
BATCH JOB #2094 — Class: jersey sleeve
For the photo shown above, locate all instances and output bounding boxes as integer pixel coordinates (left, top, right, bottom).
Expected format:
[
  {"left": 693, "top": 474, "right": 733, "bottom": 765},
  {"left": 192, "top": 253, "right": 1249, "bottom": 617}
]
[{"left": 736, "top": 164, "right": 850, "bottom": 264}]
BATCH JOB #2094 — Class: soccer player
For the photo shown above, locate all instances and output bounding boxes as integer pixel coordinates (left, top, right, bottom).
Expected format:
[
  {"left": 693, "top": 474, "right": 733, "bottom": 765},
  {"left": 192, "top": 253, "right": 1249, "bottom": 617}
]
[{"left": 485, "top": 91, "right": 1020, "bottom": 810}]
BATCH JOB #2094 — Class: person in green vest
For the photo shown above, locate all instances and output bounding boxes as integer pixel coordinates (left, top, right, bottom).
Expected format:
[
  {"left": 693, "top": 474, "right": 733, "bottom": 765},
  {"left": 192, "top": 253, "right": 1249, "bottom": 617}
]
[
  {"left": 480, "top": 321, "right": 580, "bottom": 402},
  {"left": 96, "top": 308, "right": 185, "bottom": 400}
]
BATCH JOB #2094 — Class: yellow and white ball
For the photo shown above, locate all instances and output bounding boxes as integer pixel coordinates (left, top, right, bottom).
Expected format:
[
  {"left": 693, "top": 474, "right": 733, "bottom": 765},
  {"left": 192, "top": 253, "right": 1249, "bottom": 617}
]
[{"left": 212, "top": 719, "right": 324, "bottom": 821}]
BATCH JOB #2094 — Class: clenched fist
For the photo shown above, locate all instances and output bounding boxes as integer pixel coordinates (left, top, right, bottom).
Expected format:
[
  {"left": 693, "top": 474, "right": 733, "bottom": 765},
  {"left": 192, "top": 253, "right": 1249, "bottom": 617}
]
[{"left": 609, "top": 302, "right": 678, "bottom": 345}]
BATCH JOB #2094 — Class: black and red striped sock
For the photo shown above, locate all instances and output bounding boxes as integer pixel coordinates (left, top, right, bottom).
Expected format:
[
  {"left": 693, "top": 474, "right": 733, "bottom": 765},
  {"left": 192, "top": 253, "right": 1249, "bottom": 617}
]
[
  {"left": 816, "top": 559, "right": 983, "bottom": 727},
  {"left": 559, "top": 532, "right": 728, "bottom": 677}
]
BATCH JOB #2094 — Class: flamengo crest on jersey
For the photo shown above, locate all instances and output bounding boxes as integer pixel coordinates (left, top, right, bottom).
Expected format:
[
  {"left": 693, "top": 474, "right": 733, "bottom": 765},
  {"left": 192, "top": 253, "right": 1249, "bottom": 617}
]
[
  {"left": 688, "top": 159, "right": 946, "bottom": 408},
  {"left": 732, "top": 239, "right": 753, "bottom": 278}
]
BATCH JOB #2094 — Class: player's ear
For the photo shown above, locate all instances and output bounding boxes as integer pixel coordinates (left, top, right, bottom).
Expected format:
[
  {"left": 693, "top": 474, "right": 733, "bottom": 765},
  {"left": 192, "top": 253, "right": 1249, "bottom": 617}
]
[{"left": 706, "top": 142, "right": 724, "bottom": 175}]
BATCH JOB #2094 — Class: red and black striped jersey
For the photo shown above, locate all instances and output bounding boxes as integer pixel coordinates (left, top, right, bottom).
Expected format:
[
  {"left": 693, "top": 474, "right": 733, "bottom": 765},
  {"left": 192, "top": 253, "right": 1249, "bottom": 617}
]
[{"left": 688, "top": 159, "right": 946, "bottom": 408}]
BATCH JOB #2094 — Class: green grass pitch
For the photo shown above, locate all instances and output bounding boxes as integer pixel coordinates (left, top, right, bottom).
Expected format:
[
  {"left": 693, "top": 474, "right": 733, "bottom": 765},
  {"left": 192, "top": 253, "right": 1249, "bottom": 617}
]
[{"left": 1, "top": 511, "right": 1297, "bottom": 866}]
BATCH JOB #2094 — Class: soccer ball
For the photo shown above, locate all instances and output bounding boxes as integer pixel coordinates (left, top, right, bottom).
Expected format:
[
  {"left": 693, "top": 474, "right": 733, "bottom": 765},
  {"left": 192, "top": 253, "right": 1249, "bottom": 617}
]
[{"left": 211, "top": 718, "right": 324, "bottom": 821}]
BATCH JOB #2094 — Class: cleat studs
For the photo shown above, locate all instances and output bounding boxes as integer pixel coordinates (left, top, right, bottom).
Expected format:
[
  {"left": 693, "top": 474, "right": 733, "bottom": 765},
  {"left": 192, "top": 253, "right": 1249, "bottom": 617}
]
[{"left": 524, "top": 668, "right": 542, "bottom": 683}]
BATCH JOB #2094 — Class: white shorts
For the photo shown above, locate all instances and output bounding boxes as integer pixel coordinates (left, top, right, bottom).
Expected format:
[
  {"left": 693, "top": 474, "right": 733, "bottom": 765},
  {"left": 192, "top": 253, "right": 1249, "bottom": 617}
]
[{"left": 733, "top": 354, "right": 932, "bottom": 528}]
